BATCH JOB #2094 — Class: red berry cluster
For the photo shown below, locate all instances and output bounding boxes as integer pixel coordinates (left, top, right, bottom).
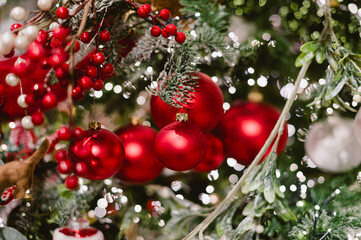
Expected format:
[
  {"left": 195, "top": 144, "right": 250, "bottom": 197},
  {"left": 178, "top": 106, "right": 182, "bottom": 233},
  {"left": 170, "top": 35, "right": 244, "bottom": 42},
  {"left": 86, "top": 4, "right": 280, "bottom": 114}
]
[
  {"left": 54, "top": 125, "right": 84, "bottom": 190},
  {"left": 134, "top": 3, "right": 186, "bottom": 44}
]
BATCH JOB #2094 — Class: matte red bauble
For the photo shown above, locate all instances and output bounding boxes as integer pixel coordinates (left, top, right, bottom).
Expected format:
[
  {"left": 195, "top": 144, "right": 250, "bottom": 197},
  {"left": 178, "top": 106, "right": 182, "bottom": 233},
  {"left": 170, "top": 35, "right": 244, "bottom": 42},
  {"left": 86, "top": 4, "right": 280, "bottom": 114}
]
[
  {"left": 219, "top": 101, "right": 288, "bottom": 166},
  {"left": 115, "top": 125, "right": 164, "bottom": 184},
  {"left": 150, "top": 72, "right": 224, "bottom": 132},
  {"left": 193, "top": 133, "right": 225, "bottom": 172},
  {"left": 154, "top": 121, "right": 206, "bottom": 171},
  {"left": 68, "top": 128, "right": 125, "bottom": 180}
]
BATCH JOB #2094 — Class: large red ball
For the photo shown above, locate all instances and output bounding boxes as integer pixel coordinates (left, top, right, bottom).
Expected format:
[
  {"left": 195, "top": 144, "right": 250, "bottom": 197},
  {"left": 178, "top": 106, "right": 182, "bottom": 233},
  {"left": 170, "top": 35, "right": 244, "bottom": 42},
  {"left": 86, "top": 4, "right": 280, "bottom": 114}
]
[
  {"left": 150, "top": 72, "right": 224, "bottom": 132},
  {"left": 68, "top": 128, "right": 125, "bottom": 180},
  {"left": 193, "top": 133, "right": 225, "bottom": 172},
  {"left": 115, "top": 125, "right": 164, "bottom": 184},
  {"left": 154, "top": 121, "right": 206, "bottom": 171},
  {"left": 218, "top": 101, "right": 288, "bottom": 166}
]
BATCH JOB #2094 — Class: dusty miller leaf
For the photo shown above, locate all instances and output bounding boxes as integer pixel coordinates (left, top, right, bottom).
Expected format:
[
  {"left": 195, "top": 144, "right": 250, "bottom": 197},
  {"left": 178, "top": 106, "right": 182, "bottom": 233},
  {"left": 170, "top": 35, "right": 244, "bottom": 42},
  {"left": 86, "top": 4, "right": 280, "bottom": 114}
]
[{"left": 0, "top": 227, "right": 27, "bottom": 240}]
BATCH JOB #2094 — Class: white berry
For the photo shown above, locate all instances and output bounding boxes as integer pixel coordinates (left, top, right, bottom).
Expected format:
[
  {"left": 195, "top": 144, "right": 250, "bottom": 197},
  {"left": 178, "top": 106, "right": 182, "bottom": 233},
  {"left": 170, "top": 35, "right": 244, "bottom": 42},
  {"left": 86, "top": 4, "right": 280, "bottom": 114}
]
[
  {"left": 10, "top": 6, "right": 27, "bottom": 22},
  {"left": 14, "top": 35, "right": 30, "bottom": 50},
  {"left": 17, "top": 94, "right": 28, "bottom": 108},
  {"left": 21, "top": 116, "right": 34, "bottom": 129},
  {"left": 22, "top": 25, "right": 39, "bottom": 41},
  {"left": 5, "top": 73, "right": 20, "bottom": 87},
  {"left": 1, "top": 32, "right": 15, "bottom": 53},
  {"left": 353, "top": 95, "right": 361, "bottom": 103},
  {"left": 37, "top": 0, "right": 52, "bottom": 11}
]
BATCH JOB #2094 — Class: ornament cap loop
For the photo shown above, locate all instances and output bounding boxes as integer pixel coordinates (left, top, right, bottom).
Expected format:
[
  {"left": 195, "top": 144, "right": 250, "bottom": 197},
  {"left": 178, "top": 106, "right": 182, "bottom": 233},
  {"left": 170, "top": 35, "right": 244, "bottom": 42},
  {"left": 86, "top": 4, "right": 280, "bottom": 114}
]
[
  {"left": 176, "top": 112, "right": 188, "bottom": 122},
  {"left": 88, "top": 121, "right": 101, "bottom": 130}
]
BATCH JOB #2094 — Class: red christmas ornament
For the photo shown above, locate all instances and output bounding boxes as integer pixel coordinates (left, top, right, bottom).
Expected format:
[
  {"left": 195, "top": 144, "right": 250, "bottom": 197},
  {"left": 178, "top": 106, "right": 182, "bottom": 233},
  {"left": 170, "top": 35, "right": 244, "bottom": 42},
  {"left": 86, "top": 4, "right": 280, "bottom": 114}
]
[
  {"left": 159, "top": 9, "right": 171, "bottom": 21},
  {"left": 150, "top": 72, "right": 224, "bottom": 132},
  {"left": 150, "top": 26, "right": 161, "bottom": 37},
  {"left": 31, "top": 111, "right": 44, "bottom": 125},
  {"left": 154, "top": 120, "right": 206, "bottom": 171},
  {"left": 68, "top": 127, "right": 125, "bottom": 180},
  {"left": 65, "top": 175, "right": 79, "bottom": 190},
  {"left": 57, "top": 126, "right": 72, "bottom": 140},
  {"left": 10, "top": 23, "right": 22, "bottom": 31},
  {"left": 53, "top": 218, "right": 104, "bottom": 240},
  {"left": 218, "top": 101, "right": 288, "bottom": 166},
  {"left": 115, "top": 125, "right": 164, "bottom": 184},
  {"left": 175, "top": 32, "right": 186, "bottom": 44},
  {"left": 193, "top": 133, "right": 225, "bottom": 172},
  {"left": 56, "top": 6, "right": 69, "bottom": 19}
]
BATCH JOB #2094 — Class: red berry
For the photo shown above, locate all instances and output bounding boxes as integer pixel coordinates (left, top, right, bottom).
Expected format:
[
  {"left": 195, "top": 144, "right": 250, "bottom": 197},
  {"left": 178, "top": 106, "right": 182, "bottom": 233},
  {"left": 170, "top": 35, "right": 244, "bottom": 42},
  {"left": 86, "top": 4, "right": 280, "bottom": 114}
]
[
  {"left": 74, "top": 40, "right": 80, "bottom": 52},
  {"left": 53, "top": 27, "right": 69, "bottom": 41},
  {"left": 72, "top": 127, "right": 84, "bottom": 139},
  {"left": 65, "top": 175, "right": 79, "bottom": 190},
  {"left": 0, "top": 84, "right": 5, "bottom": 97},
  {"left": 80, "top": 31, "right": 91, "bottom": 43},
  {"left": 175, "top": 32, "right": 186, "bottom": 44},
  {"left": 32, "top": 83, "right": 46, "bottom": 98},
  {"left": 93, "top": 79, "right": 104, "bottom": 91},
  {"left": 55, "top": 67, "right": 66, "bottom": 79},
  {"left": 62, "top": 62, "right": 69, "bottom": 72},
  {"left": 41, "top": 92, "right": 58, "bottom": 110},
  {"left": 87, "top": 66, "right": 98, "bottom": 78},
  {"left": 56, "top": 7, "right": 69, "bottom": 19},
  {"left": 55, "top": 150, "right": 67, "bottom": 162},
  {"left": 165, "top": 24, "right": 177, "bottom": 36},
  {"left": 13, "top": 59, "right": 29, "bottom": 76},
  {"left": 48, "top": 54, "right": 65, "bottom": 67},
  {"left": 102, "top": 63, "right": 114, "bottom": 75},
  {"left": 93, "top": 52, "right": 105, "bottom": 65},
  {"left": 150, "top": 25, "right": 161, "bottom": 37},
  {"left": 28, "top": 42, "right": 46, "bottom": 60},
  {"left": 161, "top": 28, "right": 169, "bottom": 38},
  {"left": 31, "top": 112, "right": 44, "bottom": 125},
  {"left": 57, "top": 159, "right": 73, "bottom": 174},
  {"left": 137, "top": 7, "right": 149, "bottom": 18},
  {"left": 4, "top": 49, "right": 15, "bottom": 58},
  {"left": 57, "top": 126, "right": 72, "bottom": 140},
  {"left": 40, "top": 59, "right": 51, "bottom": 70},
  {"left": 142, "top": 4, "right": 152, "bottom": 13},
  {"left": 50, "top": 38, "right": 62, "bottom": 48},
  {"left": 99, "top": 30, "right": 111, "bottom": 42},
  {"left": 159, "top": 9, "right": 171, "bottom": 21},
  {"left": 79, "top": 76, "right": 92, "bottom": 90},
  {"left": 25, "top": 94, "right": 35, "bottom": 105},
  {"left": 10, "top": 23, "right": 22, "bottom": 32},
  {"left": 72, "top": 86, "right": 84, "bottom": 101},
  {"left": 36, "top": 30, "right": 48, "bottom": 44}
]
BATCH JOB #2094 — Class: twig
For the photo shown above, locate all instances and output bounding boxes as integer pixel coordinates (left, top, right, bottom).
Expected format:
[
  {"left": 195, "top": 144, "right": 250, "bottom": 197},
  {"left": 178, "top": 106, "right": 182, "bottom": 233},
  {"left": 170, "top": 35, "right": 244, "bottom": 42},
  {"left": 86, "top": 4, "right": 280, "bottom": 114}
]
[{"left": 183, "top": 61, "right": 311, "bottom": 240}]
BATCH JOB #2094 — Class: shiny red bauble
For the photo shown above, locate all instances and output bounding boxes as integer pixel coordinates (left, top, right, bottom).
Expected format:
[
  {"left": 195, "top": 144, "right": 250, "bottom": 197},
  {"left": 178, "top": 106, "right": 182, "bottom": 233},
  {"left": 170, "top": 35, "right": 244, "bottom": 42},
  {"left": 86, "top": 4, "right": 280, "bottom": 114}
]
[
  {"left": 10, "top": 23, "right": 22, "bottom": 31},
  {"left": 175, "top": 32, "right": 186, "bottom": 44},
  {"left": 150, "top": 72, "right": 224, "bottom": 132},
  {"left": 80, "top": 31, "right": 91, "bottom": 43},
  {"left": 42, "top": 92, "right": 58, "bottom": 110},
  {"left": 218, "top": 101, "right": 288, "bottom": 166},
  {"left": 56, "top": 6, "right": 69, "bottom": 19},
  {"left": 93, "top": 79, "right": 104, "bottom": 91},
  {"left": 31, "top": 111, "right": 44, "bottom": 125},
  {"left": 93, "top": 52, "right": 105, "bottom": 65},
  {"left": 154, "top": 121, "right": 206, "bottom": 171},
  {"left": 115, "top": 125, "right": 164, "bottom": 184},
  {"left": 68, "top": 128, "right": 125, "bottom": 180},
  {"left": 102, "top": 63, "right": 114, "bottom": 75},
  {"left": 79, "top": 76, "right": 92, "bottom": 90},
  {"left": 57, "top": 126, "right": 72, "bottom": 140},
  {"left": 65, "top": 175, "right": 79, "bottom": 190},
  {"left": 193, "top": 133, "right": 225, "bottom": 172}
]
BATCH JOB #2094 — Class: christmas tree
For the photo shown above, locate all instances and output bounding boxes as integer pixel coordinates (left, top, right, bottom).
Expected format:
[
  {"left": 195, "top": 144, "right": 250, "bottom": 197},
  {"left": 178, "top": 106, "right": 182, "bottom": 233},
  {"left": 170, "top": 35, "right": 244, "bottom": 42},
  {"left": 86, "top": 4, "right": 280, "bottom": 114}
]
[{"left": 0, "top": 0, "right": 361, "bottom": 239}]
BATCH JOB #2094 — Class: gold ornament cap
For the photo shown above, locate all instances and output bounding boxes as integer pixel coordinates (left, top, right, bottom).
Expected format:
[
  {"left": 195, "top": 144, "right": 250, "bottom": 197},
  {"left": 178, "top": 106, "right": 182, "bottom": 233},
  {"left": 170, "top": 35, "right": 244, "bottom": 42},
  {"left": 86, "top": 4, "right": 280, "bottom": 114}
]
[
  {"left": 88, "top": 121, "right": 101, "bottom": 130},
  {"left": 176, "top": 112, "right": 188, "bottom": 122}
]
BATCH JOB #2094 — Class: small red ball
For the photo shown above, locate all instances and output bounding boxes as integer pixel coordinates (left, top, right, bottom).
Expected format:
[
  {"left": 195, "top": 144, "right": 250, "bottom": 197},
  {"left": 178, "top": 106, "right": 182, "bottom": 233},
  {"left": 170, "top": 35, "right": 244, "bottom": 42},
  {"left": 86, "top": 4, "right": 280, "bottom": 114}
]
[
  {"left": 57, "top": 126, "right": 72, "bottom": 140},
  {"left": 161, "top": 28, "right": 169, "bottom": 38},
  {"left": 87, "top": 66, "right": 98, "bottom": 78},
  {"left": 55, "top": 67, "right": 66, "bottom": 79},
  {"left": 93, "top": 52, "right": 105, "bottom": 65},
  {"left": 31, "top": 112, "right": 45, "bottom": 126},
  {"left": 142, "top": 4, "right": 152, "bottom": 13},
  {"left": 66, "top": 40, "right": 80, "bottom": 52},
  {"left": 48, "top": 54, "right": 65, "bottom": 67},
  {"left": 193, "top": 134, "right": 224, "bottom": 172},
  {"left": 137, "top": 7, "right": 149, "bottom": 18},
  {"left": 154, "top": 121, "right": 206, "bottom": 171},
  {"left": 10, "top": 23, "right": 22, "bottom": 31},
  {"left": 57, "top": 159, "right": 73, "bottom": 174},
  {"left": 41, "top": 92, "right": 58, "bottom": 110},
  {"left": 53, "top": 27, "right": 69, "bottom": 41},
  {"left": 0, "top": 84, "right": 5, "bottom": 97},
  {"left": 65, "top": 175, "right": 79, "bottom": 190},
  {"left": 40, "top": 59, "right": 51, "bottom": 70},
  {"left": 13, "top": 59, "right": 29, "bottom": 76},
  {"left": 80, "top": 31, "right": 91, "bottom": 43},
  {"left": 36, "top": 30, "right": 48, "bottom": 44},
  {"left": 102, "top": 63, "right": 114, "bottom": 75},
  {"left": 72, "top": 86, "right": 84, "bottom": 101},
  {"left": 93, "top": 79, "right": 104, "bottom": 91},
  {"left": 32, "top": 83, "right": 46, "bottom": 98},
  {"left": 150, "top": 26, "right": 161, "bottom": 37},
  {"left": 79, "top": 76, "right": 92, "bottom": 90},
  {"left": 165, "top": 24, "right": 177, "bottom": 36},
  {"left": 56, "top": 7, "right": 69, "bottom": 19},
  {"left": 3, "top": 49, "right": 15, "bottom": 58},
  {"left": 50, "top": 38, "right": 62, "bottom": 48},
  {"left": 175, "top": 32, "right": 186, "bottom": 44},
  {"left": 159, "top": 9, "right": 171, "bottom": 21},
  {"left": 99, "top": 30, "right": 111, "bottom": 42},
  {"left": 72, "top": 127, "right": 84, "bottom": 139},
  {"left": 55, "top": 150, "right": 67, "bottom": 162},
  {"left": 25, "top": 94, "right": 35, "bottom": 106},
  {"left": 28, "top": 42, "right": 46, "bottom": 60}
]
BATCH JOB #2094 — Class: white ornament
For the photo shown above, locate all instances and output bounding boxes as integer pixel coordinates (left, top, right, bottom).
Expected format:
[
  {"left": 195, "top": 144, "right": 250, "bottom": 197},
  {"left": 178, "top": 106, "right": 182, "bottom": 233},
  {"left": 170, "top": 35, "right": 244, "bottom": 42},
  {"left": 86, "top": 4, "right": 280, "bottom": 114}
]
[
  {"left": 53, "top": 219, "right": 104, "bottom": 240},
  {"left": 5, "top": 73, "right": 20, "bottom": 87},
  {"left": 49, "top": 22, "right": 60, "bottom": 31},
  {"left": 21, "top": 116, "right": 34, "bottom": 129},
  {"left": 305, "top": 117, "right": 361, "bottom": 173},
  {"left": 22, "top": 25, "right": 39, "bottom": 41},
  {"left": 10, "top": 6, "right": 27, "bottom": 22},
  {"left": 1, "top": 32, "right": 15, "bottom": 53},
  {"left": 17, "top": 94, "right": 28, "bottom": 108},
  {"left": 37, "top": 0, "right": 52, "bottom": 11},
  {"left": 14, "top": 35, "right": 30, "bottom": 50}
]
